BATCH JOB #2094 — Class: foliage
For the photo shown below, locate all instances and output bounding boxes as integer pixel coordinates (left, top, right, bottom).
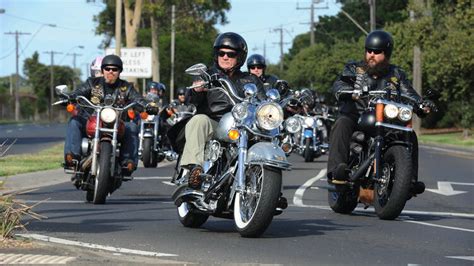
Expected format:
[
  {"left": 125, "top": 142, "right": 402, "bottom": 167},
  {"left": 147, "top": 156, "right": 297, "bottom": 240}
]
[{"left": 0, "top": 194, "right": 44, "bottom": 239}]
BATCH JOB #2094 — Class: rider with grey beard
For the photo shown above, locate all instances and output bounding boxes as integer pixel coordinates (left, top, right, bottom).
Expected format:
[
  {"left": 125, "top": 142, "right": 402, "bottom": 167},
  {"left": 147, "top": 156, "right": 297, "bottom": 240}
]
[{"left": 326, "top": 30, "right": 435, "bottom": 184}]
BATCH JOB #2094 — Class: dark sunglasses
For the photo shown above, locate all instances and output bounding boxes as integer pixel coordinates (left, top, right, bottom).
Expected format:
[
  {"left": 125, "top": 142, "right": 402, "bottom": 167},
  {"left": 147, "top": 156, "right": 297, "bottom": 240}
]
[
  {"left": 217, "top": 50, "right": 238, "bottom": 58},
  {"left": 366, "top": 49, "right": 384, "bottom": 55},
  {"left": 178, "top": 93, "right": 185, "bottom": 96},
  {"left": 103, "top": 67, "right": 120, "bottom": 72},
  {"left": 250, "top": 65, "right": 264, "bottom": 70}
]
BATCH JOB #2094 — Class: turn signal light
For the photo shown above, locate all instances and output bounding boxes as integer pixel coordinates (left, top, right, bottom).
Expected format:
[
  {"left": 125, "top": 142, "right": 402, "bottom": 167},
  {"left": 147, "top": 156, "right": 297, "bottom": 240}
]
[
  {"left": 376, "top": 103, "right": 384, "bottom": 122},
  {"left": 140, "top": 112, "right": 148, "bottom": 120},
  {"left": 228, "top": 129, "right": 240, "bottom": 140},
  {"left": 66, "top": 103, "right": 75, "bottom": 113},
  {"left": 128, "top": 109, "right": 135, "bottom": 120}
]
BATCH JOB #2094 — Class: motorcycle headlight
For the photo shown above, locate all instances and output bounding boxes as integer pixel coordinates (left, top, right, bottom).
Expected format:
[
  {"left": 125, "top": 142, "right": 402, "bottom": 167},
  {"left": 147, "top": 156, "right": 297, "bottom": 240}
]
[
  {"left": 232, "top": 103, "right": 248, "bottom": 121},
  {"left": 304, "top": 117, "right": 316, "bottom": 127},
  {"left": 146, "top": 114, "right": 155, "bottom": 122},
  {"left": 316, "top": 118, "right": 324, "bottom": 127},
  {"left": 384, "top": 104, "right": 399, "bottom": 119},
  {"left": 398, "top": 107, "right": 413, "bottom": 122},
  {"left": 256, "top": 102, "right": 284, "bottom": 131},
  {"left": 285, "top": 116, "right": 301, "bottom": 133},
  {"left": 100, "top": 107, "right": 117, "bottom": 123}
]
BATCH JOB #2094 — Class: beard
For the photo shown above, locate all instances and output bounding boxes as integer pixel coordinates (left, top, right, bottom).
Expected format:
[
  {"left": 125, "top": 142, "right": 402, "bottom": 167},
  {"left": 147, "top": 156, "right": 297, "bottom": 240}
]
[{"left": 363, "top": 57, "right": 390, "bottom": 77}]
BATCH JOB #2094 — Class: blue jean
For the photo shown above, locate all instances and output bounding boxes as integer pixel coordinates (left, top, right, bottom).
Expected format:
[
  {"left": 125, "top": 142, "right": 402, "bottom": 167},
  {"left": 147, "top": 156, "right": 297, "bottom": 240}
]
[{"left": 64, "top": 116, "right": 139, "bottom": 165}]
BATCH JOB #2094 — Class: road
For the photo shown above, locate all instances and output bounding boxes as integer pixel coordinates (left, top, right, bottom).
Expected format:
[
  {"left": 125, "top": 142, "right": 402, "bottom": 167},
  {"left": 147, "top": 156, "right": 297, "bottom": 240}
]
[
  {"left": 12, "top": 147, "right": 474, "bottom": 265},
  {"left": 0, "top": 123, "right": 66, "bottom": 156}
]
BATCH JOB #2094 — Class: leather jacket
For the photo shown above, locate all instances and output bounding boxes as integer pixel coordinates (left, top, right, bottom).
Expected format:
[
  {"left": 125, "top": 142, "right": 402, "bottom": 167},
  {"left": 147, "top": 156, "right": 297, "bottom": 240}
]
[
  {"left": 190, "top": 65, "right": 264, "bottom": 120},
  {"left": 332, "top": 61, "right": 422, "bottom": 119},
  {"left": 70, "top": 77, "right": 145, "bottom": 119}
]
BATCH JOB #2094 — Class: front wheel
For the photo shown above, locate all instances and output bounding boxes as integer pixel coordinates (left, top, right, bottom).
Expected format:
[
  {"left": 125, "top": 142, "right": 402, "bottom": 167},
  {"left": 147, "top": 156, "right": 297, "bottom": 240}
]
[
  {"left": 92, "top": 142, "right": 112, "bottom": 204},
  {"left": 304, "top": 138, "right": 313, "bottom": 162},
  {"left": 142, "top": 138, "right": 158, "bottom": 168},
  {"left": 374, "top": 145, "right": 413, "bottom": 220},
  {"left": 177, "top": 202, "right": 209, "bottom": 228},
  {"left": 234, "top": 166, "right": 282, "bottom": 238}
]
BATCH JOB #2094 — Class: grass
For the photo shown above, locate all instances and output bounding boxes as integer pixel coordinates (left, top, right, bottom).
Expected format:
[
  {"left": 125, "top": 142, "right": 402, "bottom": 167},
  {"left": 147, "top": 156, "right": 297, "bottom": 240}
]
[
  {"left": 419, "top": 132, "right": 474, "bottom": 147},
  {"left": 0, "top": 143, "right": 64, "bottom": 177}
]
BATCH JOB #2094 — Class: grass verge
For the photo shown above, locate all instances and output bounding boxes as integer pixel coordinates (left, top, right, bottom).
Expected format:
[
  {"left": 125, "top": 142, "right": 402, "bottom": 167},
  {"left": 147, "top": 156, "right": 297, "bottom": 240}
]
[
  {"left": 419, "top": 132, "right": 474, "bottom": 147},
  {"left": 0, "top": 143, "right": 64, "bottom": 177}
]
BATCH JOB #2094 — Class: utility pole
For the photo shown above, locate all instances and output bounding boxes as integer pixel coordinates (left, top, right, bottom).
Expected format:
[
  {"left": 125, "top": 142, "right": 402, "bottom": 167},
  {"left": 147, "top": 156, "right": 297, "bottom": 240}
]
[
  {"left": 296, "top": 0, "right": 328, "bottom": 46},
  {"left": 170, "top": 4, "right": 176, "bottom": 101},
  {"left": 115, "top": 0, "right": 122, "bottom": 56},
  {"left": 67, "top": 52, "right": 82, "bottom": 88},
  {"left": 273, "top": 26, "right": 290, "bottom": 71},
  {"left": 5, "top": 31, "right": 31, "bottom": 121},
  {"left": 368, "top": 0, "right": 376, "bottom": 31},
  {"left": 410, "top": 0, "right": 423, "bottom": 135},
  {"left": 44, "top": 51, "right": 63, "bottom": 122}
]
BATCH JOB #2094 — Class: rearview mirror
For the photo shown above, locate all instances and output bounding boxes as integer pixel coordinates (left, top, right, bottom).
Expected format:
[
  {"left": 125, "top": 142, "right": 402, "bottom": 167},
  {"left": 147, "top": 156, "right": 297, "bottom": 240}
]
[
  {"left": 185, "top": 63, "right": 207, "bottom": 76},
  {"left": 55, "top": 85, "right": 69, "bottom": 96}
]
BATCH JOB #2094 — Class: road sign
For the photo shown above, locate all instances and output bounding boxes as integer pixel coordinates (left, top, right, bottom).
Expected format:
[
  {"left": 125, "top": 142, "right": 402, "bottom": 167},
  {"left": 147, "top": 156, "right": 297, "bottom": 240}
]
[
  {"left": 105, "top": 47, "right": 152, "bottom": 78},
  {"left": 426, "top": 181, "right": 474, "bottom": 196}
]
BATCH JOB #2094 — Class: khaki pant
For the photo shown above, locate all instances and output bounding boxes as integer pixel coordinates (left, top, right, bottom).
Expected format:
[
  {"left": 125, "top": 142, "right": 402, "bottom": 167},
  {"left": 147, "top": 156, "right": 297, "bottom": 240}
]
[{"left": 180, "top": 114, "right": 219, "bottom": 167}]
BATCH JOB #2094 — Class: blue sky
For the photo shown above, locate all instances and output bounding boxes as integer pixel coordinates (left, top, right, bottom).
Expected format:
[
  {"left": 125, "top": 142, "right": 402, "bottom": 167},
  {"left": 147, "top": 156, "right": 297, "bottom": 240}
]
[{"left": 1, "top": 0, "right": 341, "bottom": 81}]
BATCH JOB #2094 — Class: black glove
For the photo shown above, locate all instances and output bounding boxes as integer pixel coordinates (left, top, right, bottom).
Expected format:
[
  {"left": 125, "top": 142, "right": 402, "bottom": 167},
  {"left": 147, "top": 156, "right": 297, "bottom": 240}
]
[{"left": 421, "top": 99, "right": 438, "bottom": 113}]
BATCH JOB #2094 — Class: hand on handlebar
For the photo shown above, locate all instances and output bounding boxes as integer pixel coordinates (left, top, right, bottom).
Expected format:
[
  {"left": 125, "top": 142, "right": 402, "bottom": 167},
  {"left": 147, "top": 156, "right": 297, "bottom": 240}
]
[
  {"left": 421, "top": 99, "right": 437, "bottom": 114},
  {"left": 192, "top": 80, "right": 207, "bottom": 92}
]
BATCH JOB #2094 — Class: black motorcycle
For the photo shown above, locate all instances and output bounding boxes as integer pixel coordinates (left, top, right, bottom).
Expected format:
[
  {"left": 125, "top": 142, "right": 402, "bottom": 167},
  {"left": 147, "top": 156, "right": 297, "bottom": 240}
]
[{"left": 328, "top": 87, "right": 436, "bottom": 220}]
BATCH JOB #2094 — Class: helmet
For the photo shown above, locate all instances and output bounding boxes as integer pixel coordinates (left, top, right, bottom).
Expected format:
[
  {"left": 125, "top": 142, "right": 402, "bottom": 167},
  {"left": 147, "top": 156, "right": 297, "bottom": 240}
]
[
  {"left": 177, "top": 87, "right": 186, "bottom": 95},
  {"left": 365, "top": 30, "right": 394, "bottom": 59},
  {"left": 101, "top": 54, "right": 123, "bottom": 71},
  {"left": 213, "top": 32, "right": 248, "bottom": 69},
  {"left": 90, "top": 56, "right": 103, "bottom": 77},
  {"left": 246, "top": 54, "right": 266, "bottom": 71},
  {"left": 147, "top": 81, "right": 166, "bottom": 93}
]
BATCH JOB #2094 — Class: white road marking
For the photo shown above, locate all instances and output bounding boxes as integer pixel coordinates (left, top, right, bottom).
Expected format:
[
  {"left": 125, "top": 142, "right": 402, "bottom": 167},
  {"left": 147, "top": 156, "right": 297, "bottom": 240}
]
[
  {"left": 426, "top": 181, "right": 473, "bottom": 196},
  {"left": 293, "top": 169, "right": 327, "bottom": 207},
  {"left": 134, "top": 176, "right": 171, "bottom": 180},
  {"left": 0, "top": 253, "right": 76, "bottom": 264},
  {"left": 445, "top": 256, "right": 474, "bottom": 261},
  {"left": 162, "top": 181, "right": 175, "bottom": 186},
  {"left": 17, "top": 234, "right": 178, "bottom": 257},
  {"left": 403, "top": 220, "right": 474, "bottom": 233}
]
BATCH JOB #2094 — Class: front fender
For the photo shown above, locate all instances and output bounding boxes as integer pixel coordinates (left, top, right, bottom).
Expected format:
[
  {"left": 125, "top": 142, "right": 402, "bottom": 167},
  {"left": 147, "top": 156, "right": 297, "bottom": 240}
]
[{"left": 247, "top": 142, "right": 291, "bottom": 170}]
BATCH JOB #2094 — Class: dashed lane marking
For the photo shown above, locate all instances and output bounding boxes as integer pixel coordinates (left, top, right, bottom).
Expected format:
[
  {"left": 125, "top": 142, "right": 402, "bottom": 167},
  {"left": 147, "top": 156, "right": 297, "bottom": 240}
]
[
  {"left": 17, "top": 234, "right": 178, "bottom": 257},
  {"left": 0, "top": 253, "right": 76, "bottom": 264},
  {"left": 134, "top": 176, "right": 172, "bottom": 180},
  {"left": 445, "top": 256, "right": 474, "bottom": 262}
]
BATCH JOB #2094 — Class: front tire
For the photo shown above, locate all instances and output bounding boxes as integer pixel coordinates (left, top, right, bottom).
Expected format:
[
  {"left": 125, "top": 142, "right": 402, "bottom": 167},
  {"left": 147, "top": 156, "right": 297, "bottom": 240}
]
[
  {"left": 304, "top": 138, "right": 313, "bottom": 162},
  {"left": 142, "top": 138, "right": 158, "bottom": 168},
  {"left": 177, "top": 202, "right": 209, "bottom": 228},
  {"left": 374, "top": 145, "right": 413, "bottom": 220},
  {"left": 234, "top": 166, "right": 281, "bottom": 238},
  {"left": 93, "top": 142, "right": 112, "bottom": 204}
]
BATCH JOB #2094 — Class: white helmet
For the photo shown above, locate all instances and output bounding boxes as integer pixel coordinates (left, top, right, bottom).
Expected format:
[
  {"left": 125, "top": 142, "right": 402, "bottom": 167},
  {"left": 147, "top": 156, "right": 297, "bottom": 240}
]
[{"left": 90, "top": 56, "right": 104, "bottom": 77}]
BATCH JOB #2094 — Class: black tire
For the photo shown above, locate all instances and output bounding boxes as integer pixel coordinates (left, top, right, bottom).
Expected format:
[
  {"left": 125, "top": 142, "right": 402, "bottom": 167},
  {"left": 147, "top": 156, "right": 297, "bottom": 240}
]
[
  {"left": 374, "top": 145, "right": 413, "bottom": 220},
  {"left": 86, "top": 190, "right": 94, "bottom": 202},
  {"left": 177, "top": 202, "right": 209, "bottom": 228},
  {"left": 93, "top": 142, "right": 112, "bottom": 204},
  {"left": 327, "top": 186, "right": 359, "bottom": 214},
  {"left": 142, "top": 138, "right": 158, "bottom": 168},
  {"left": 304, "top": 138, "right": 313, "bottom": 162},
  {"left": 234, "top": 166, "right": 282, "bottom": 238}
]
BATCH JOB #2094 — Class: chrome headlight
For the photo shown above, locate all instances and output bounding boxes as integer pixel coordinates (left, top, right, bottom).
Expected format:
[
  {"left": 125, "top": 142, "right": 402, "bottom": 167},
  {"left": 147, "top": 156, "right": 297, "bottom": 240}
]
[
  {"left": 304, "top": 117, "right": 316, "bottom": 127},
  {"left": 100, "top": 107, "right": 117, "bottom": 123},
  {"left": 146, "top": 114, "right": 155, "bottom": 122},
  {"left": 384, "top": 104, "right": 399, "bottom": 119},
  {"left": 316, "top": 118, "right": 324, "bottom": 127},
  {"left": 398, "top": 107, "right": 413, "bottom": 122},
  {"left": 256, "top": 102, "right": 284, "bottom": 131},
  {"left": 285, "top": 116, "right": 301, "bottom": 133},
  {"left": 232, "top": 103, "right": 248, "bottom": 121}
]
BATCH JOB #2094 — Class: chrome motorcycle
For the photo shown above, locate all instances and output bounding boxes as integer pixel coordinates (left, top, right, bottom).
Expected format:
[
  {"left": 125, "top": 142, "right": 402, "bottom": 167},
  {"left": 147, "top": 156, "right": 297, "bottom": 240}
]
[
  {"left": 171, "top": 64, "right": 290, "bottom": 237},
  {"left": 138, "top": 94, "right": 165, "bottom": 168}
]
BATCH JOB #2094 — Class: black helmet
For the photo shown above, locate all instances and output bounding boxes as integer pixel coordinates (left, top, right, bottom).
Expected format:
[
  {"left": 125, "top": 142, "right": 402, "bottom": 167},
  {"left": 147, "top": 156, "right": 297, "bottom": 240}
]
[
  {"left": 365, "top": 30, "right": 394, "bottom": 59},
  {"left": 147, "top": 81, "right": 166, "bottom": 93},
  {"left": 101, "top": 54, "right": 123, "bottom": 71},
  {"left": 246, "top": 54, "right": 266, "bottom": 71},
  {"left": 213, "top": 32, "right": 248, "bottom": 69},
  {"left": 177, "top": 87, "right": 186, "bottom": 95}
]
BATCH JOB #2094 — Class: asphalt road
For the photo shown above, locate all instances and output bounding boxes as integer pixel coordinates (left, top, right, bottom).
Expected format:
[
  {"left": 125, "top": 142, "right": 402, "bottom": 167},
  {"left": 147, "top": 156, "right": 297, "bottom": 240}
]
[
  {"left": 0, "top": 123, "right": 66, "bottom": 156},
  {"left": 12, "top": 148, "right": 474, "bottom": 265}
]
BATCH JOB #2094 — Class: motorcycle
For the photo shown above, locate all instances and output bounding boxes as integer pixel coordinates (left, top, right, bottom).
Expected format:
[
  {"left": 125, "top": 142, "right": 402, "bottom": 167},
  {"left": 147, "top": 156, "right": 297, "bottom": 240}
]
[
  {"left": 171, "top": 63, "right": 290, "bottom": 237},
  {"left": 138, "top": 94, "right": 165, "bottom": 168},
  {"left": 54, "top": 85, "right": 139, "bottom": 204},
  {"left": 327, "top": 87, "right": 436, "bottom": 220}
]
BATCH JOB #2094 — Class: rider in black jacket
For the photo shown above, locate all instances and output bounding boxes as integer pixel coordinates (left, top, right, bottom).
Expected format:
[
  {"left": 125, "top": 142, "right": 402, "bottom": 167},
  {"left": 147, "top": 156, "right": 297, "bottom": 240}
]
[
  {"left": 64, "top": 54, "right": 145, "bottom": 175},
  {"left": 180, "top": 32, "right": 264, "bottom": 177},
  {"left": 246, "top": 54, "right": 279, "bottom": 90},
  {"left": 327, "top": 30, "right": 435, "bottom": 184}
]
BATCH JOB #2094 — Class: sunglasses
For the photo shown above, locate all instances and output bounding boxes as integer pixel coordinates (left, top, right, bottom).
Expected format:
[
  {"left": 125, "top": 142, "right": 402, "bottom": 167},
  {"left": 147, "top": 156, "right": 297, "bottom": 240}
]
[
  {"left": 217, "top": 50, "right": 238, "bottom": 58},
  {"left": 103, "top": 67, "right": 120, "bottom": 72},
  {"left": 366, "top": 49, "right": 384, "bottom": 55},
  {"left": 178, "top": 93, "right": 185, "bottom": 96},
  {"left": 250, "top": 65, "right": 264, "bottom": 70}
]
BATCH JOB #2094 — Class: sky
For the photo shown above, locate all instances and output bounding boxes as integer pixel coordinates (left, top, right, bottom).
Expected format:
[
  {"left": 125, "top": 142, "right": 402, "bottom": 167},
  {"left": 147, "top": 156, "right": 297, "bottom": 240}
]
[{"left": 0, "top": 0, "right": 341, "bottom": 82}]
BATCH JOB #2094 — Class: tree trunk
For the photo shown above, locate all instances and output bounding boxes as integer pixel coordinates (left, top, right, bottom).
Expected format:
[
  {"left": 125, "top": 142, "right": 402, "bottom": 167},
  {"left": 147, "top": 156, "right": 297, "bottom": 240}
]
[{"left": 124, "top": 0, "right": 143, "bottom": 85}]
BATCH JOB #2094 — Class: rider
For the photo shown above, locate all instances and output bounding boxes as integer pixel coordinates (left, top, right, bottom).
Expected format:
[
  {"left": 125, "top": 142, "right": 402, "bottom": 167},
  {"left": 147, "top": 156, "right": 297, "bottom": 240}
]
[
  {"left": 327, "top": 30, "right": 435, "bottom": 186},
  {"left": 146, "top": 81, "right": 168, "bottom": 107},
  {"left": 246, "top": 54, "right": 278, "bottom": 90},
  {"left": 179, "top": 32, "right": 264, "bottom": 184},
  {"left": 63, "top": 54, "right": 145, "bottom": 176},
  {"left": 90, "top": 56, "right": 104, "bottom": 78}
]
